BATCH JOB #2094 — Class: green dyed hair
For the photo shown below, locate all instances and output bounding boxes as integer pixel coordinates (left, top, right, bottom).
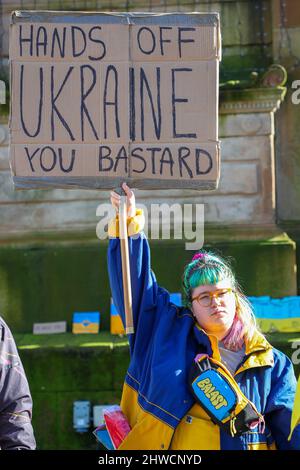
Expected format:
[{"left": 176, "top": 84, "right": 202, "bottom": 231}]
[
  {"left": 182, "top": 250, "right": 236, "bottom": 308},
  {"left": 182, "top": 250, "right": 259, "bottom": 347}
]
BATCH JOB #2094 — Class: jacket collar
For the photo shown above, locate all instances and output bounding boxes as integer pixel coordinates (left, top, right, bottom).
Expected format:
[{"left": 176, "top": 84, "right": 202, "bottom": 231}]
[
  {"left": 193, "top": 323, "right": 274, "bottom": 375},
  {"left": 235, "top": 330, "right": 274, "bottom": 375}
]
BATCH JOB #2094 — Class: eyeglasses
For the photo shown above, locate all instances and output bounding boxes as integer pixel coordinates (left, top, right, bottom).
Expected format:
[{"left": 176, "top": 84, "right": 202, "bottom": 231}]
[{"left": 191, "top": 288, "right": 234, "bottom": 308}]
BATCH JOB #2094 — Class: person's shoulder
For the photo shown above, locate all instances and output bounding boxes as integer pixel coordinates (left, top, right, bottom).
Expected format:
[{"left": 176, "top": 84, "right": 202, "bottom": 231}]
[
  {"left": 156, "top": 288, "right": 193, "bottom": 319},
  {"left": 271, "top": 346, "right": 294, "bottom": 373},
  {"left": 0, "top": 316, "right": 11, "bottom": 331},
  {"left": 272, "top": 346, "right": 291, "bottom": 362},
  {"left": 0, "top": 316, "right": 15, "bottom": 343},
  {"left": 168, "top": 301, "right": 194, "bottom": 321},
  {"left": 0, "top": 316, "right": 7, "bottom": 334}
]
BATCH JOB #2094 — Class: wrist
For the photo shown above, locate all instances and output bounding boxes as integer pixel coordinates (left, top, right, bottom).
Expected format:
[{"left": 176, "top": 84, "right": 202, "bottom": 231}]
[{"left": 108, "top": 209, "right": 145, "bottom": 238}]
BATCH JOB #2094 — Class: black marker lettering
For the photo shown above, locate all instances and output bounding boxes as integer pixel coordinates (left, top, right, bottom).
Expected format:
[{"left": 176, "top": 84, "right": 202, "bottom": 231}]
[
  {"left": 51, "top": 65, "right": 75, "bottom": 141},
  {"left": 71, "top": 26, "right": 86, "bottom": 58},
  {"left": 140, "top": 67, "right": 161, "bottom": 141},
  {"left": 178, "top": 27, "right": 195, "bottom": 58},
  {"left": 24, "top": 146, "right": 40, "bottom": 172},
  {"left": 20, "top": 65, "right": 43, "bottom": 138},
  {"left": 40, "top": 146, "right": 57, "bottom": 172},
  {"left": 114, "top": 146, "right": 128, "bottom": 173},
  {"left": 159, "top": 147, "right": 174, "bottom": 176},
  {"left": 51, "top": 27, "right": 66, "bottom": 58},
  {"left": 146, "top": 147, "right": 161, "bottom": 175},
  {"left": 19, "top": 24, "right": 33, "bottom": 57},
  {"left": 159, "top": 27, "right": 172, "bottom": 55},
  {"left": 103, "top": 65, "right": 120, "bottom": 139},
  {"left": 178, "top": 147, "right": 193, "bottom": 178},
  {"left": 137, "top": 27, "right": 156, "bottom": 55},
  {"left": 196, "top": 148, "right": 213, "bottom": 175},
  {"left": 129, "top": 67, "right": 136, "bottom": 141},
  {"left": 88, "top": 26, "right": 106, "bottom": 61},
  {"left": 171, "top": 68, "right": 196, "bottom": 138},
  {"left": 98, "top": 146, "right": 113, "bottom": 171},
  {"left": 36, "top": 26, "right": 47, "bottom": 57},
  {"left": 80, "top": 65, "right": 99, "bottom": 141},
  {"left": 131, "top": 147, "right": 146, "bottom": 174},
  {"left": 58, "top": 148, "right": 76, "bottom": 173}
]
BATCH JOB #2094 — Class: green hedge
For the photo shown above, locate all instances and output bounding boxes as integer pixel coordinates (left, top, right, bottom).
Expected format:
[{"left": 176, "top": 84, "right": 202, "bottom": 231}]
[{"left": 0, "top": 235, "right": 297, "bottom": 333}]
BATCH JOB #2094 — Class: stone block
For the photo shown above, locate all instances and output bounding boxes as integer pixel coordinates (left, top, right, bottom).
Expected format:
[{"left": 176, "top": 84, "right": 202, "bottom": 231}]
[
  {"left": 219, "top": 114, "right": 274, "bottom": 137},
  {"left": 147, "top": 193, "right": 273, "bottom": 225},
  {"left": 0, "top": 170, "right": 108, "bottom": 203},
  {"left": 218, "top": 162, "right": 258, "bottom": 194},
  {"left": 0, "top": 147, "right": 9, "bottom": 170},
  {"left": 0, "top": 125, "right": 8, "bottom": 145},
  {"left": 0, "top": 198, "right": 101, "bottom": 233},
  {"left": 221, "top": 135, "right": 271, "bottom": 162}
]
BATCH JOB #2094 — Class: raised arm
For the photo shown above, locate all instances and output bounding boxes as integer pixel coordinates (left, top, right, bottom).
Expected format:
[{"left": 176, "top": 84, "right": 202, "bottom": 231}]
[{"left": 107, "top": 183, "right": 161, "bottom": 354}]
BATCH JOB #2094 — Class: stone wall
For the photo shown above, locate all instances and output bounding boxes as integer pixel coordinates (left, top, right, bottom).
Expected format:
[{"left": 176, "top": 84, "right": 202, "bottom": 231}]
[
  {"left": 0, "top": 0, "right": 278, "bottom": 239},
  {"left": 271, "top": 0, "right": 300, "bottom": 225},
  {"left": 0, "top": 0, "right": 272, "bottom": 74},
  {"left": 0, "top": 106, "right": 281, "bottom": 237}
]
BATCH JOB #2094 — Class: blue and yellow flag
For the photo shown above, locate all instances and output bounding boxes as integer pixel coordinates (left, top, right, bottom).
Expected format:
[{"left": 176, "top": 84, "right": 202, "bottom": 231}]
[{"left": 72, "top": 312, "right": 100, "bottom": 334}]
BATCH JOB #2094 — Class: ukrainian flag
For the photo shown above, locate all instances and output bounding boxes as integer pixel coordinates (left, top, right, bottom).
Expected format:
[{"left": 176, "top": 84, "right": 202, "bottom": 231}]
[
  {"left": 110, "top": 299, "right": 125, "bottom": 335},
  {"left": 248, "top": 296, "right": 300, "bottom": 333},
  {"left": 72, "top": 312, "right": 100, "bottom": 334}
]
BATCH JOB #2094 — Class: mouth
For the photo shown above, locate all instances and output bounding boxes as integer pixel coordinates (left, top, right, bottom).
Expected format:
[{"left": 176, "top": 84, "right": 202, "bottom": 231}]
[{"left": 211, "top": 310, "right": 226, "bottom": 316}]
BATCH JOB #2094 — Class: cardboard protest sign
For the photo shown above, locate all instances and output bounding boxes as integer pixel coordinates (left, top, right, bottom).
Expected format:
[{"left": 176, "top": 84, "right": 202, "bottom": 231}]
[{"left": 9, "top": 11, "right": 221, "bottom": 190}]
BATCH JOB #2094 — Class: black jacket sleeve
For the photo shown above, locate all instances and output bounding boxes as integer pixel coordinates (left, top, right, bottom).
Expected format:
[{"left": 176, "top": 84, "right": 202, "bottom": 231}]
[{"left": 0, "top": 318, "right": 36, "bottom": 450}]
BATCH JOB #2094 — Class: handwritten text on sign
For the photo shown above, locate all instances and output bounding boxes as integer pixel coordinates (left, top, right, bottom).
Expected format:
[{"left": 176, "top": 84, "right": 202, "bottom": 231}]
[{"left": 10, "top": 18, "right": 220, "bottom": 186}]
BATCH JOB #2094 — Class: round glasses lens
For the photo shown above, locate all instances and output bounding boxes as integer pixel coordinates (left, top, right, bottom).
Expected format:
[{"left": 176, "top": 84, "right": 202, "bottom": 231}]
[{"left": 198, "top": 295, "right": 211, "bottom": 307}]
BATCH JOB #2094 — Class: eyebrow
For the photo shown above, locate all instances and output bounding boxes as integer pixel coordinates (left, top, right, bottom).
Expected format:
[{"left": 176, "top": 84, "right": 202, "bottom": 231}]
[
  {"left": 195, "top": 290, "right": 211, "bottom": 296},
  {"left": 195, "top": 288, "right": 229, "bottom": 296}
]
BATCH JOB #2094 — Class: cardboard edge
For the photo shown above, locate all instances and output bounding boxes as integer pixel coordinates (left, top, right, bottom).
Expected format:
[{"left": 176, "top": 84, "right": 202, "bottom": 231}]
[
  {"left": 10, "top": 11, "right": 220, "bottom": 26},
  {"left": 10, "top": 11, "right": 15, "bottom": 26},
  {"left": 9, "top": 145, "right": 16, "bottom": 178},
  {"left": 216, "top": 15, "right": 222, "bottom": 62},
  {"left": 215, "top": 141, "right": 221, "bottom": 189},
  {"left": 12, "top": 176, "right": 220, "bottom": 191}
]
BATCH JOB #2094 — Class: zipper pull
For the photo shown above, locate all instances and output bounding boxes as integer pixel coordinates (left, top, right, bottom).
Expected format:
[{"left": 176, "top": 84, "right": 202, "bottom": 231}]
[{"left": 230, "top": 411, "right": 237, "bottom": 437}]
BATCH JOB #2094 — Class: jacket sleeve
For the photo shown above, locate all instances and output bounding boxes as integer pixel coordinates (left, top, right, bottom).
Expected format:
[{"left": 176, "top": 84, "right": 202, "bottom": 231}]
[
  {"left": 264, "top": 350, "right": 300, "bottom": 450},
  {"left": 0, "top": 319, "right": 36, "bottom": 450},
  {"left": 107, "top": 210, "right": 162, "bottom": 354}
]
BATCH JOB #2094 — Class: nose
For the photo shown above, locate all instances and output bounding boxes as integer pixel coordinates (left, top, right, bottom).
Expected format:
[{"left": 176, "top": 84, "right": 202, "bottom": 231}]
[{"left": 211, "top": 294, "right": 222, "bottom": 306}]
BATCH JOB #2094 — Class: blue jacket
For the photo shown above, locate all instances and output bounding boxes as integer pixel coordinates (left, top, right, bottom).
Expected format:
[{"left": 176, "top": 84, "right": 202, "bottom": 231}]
[{"left": 108, "top": 230, "right": 300, "bottom": 450}]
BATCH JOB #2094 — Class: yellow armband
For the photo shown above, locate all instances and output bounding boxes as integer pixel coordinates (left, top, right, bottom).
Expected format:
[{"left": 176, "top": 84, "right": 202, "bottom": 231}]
[{"left": 108, "top": 209, "right": 145, "bottom": 238}]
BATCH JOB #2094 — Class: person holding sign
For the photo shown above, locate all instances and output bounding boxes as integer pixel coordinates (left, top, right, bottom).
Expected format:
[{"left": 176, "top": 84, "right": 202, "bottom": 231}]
[{"left": 107, "top": 183, "right": 300, "bottom": 450}]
